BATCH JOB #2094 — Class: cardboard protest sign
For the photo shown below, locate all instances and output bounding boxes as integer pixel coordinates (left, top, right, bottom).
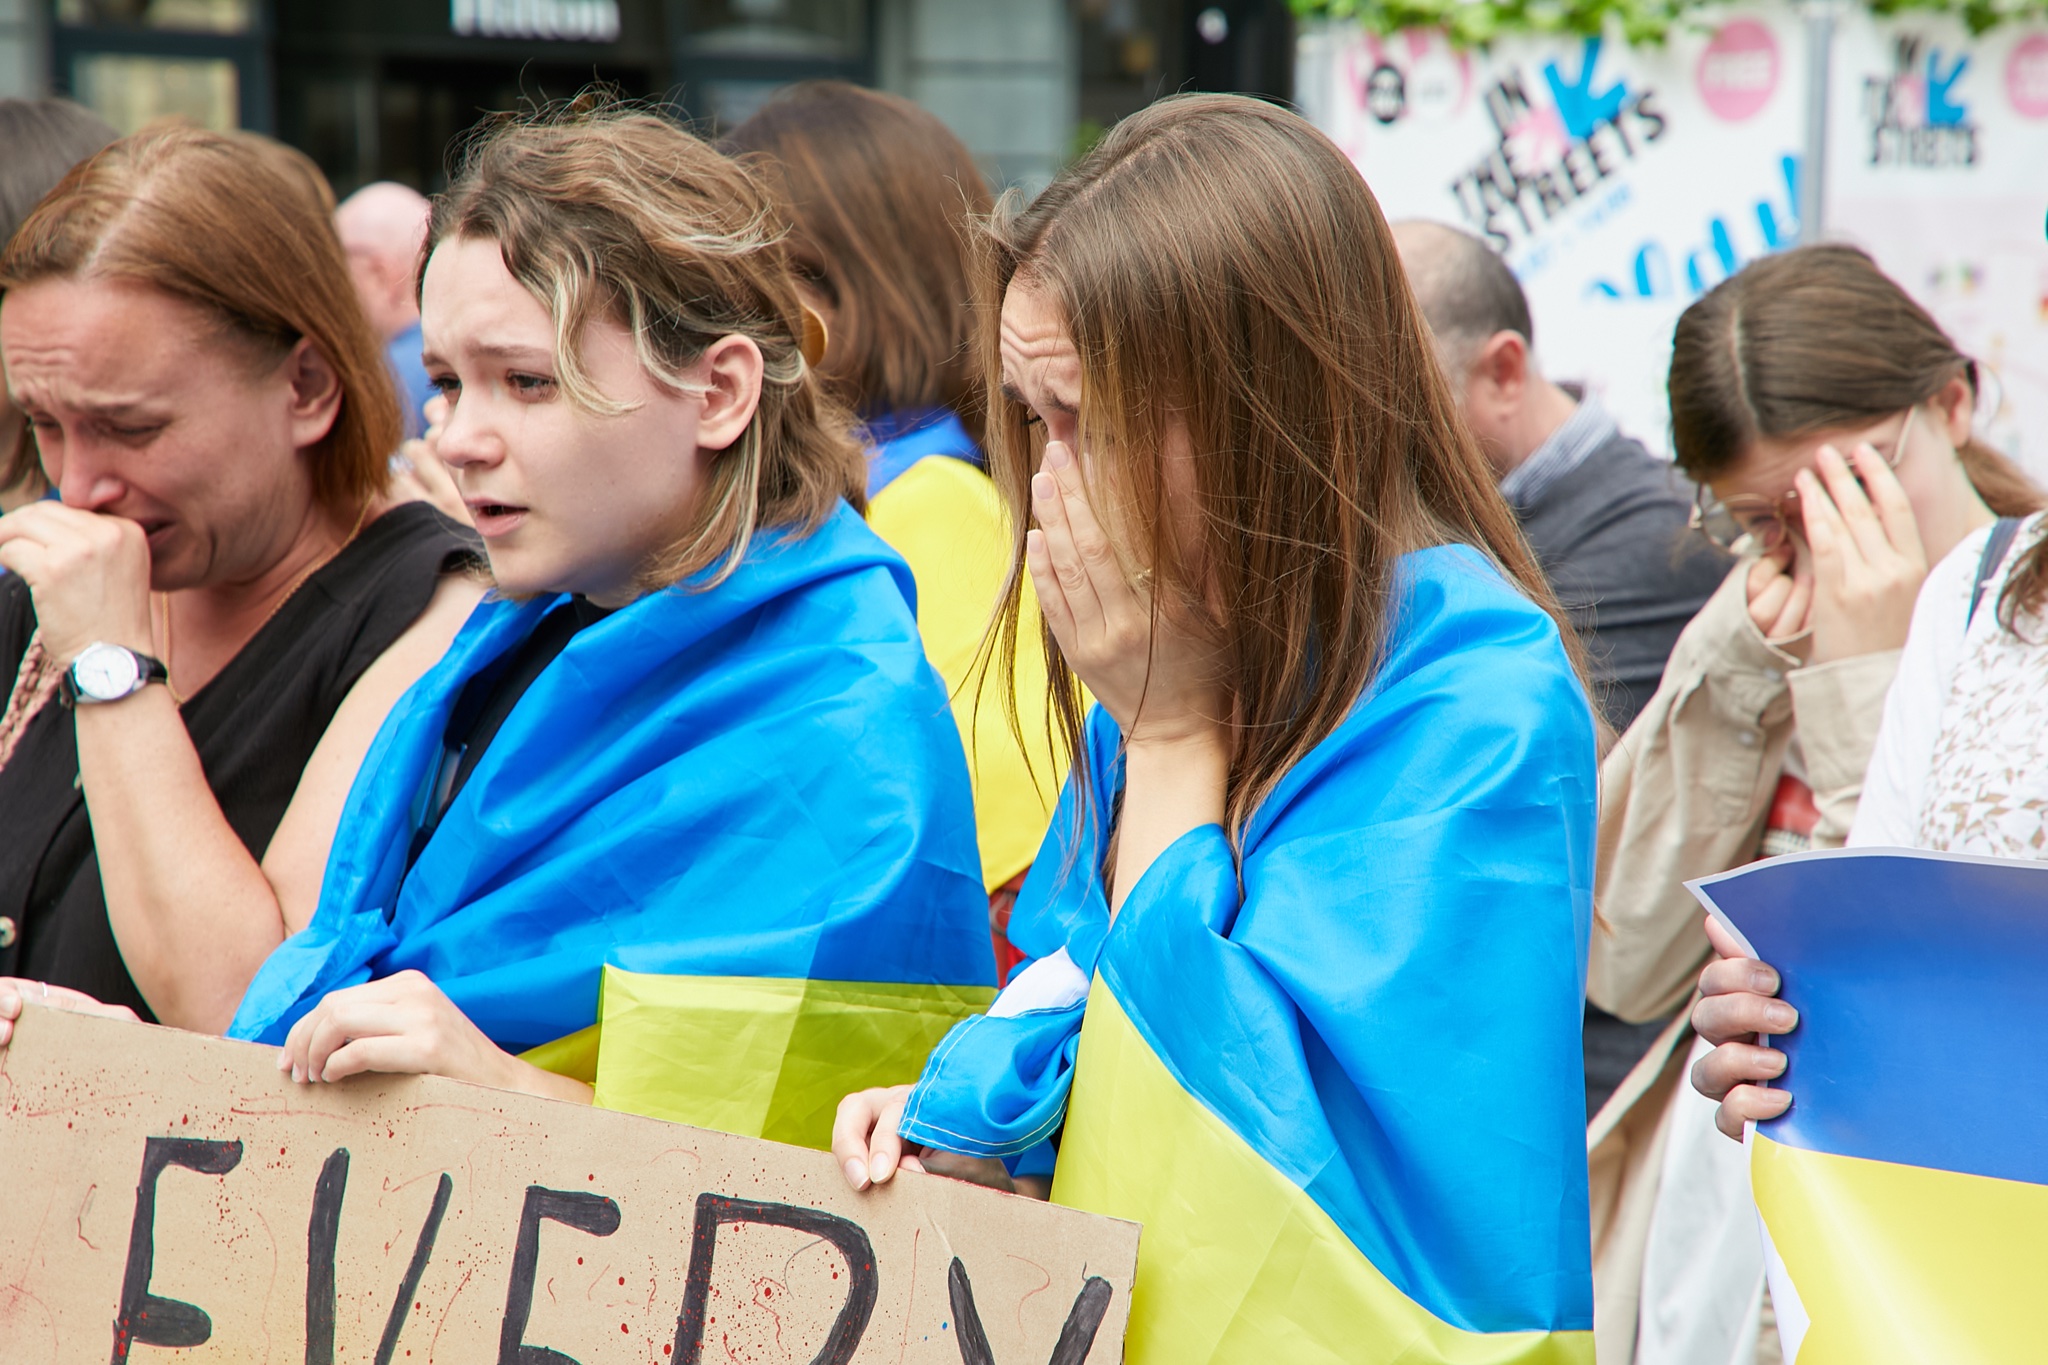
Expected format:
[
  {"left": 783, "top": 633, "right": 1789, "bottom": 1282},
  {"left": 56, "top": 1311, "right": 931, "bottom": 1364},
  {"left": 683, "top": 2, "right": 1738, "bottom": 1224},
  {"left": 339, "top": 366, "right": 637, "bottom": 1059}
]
[{"left": 0, "top": 1005, "right": 1138, "bottom": 1364}]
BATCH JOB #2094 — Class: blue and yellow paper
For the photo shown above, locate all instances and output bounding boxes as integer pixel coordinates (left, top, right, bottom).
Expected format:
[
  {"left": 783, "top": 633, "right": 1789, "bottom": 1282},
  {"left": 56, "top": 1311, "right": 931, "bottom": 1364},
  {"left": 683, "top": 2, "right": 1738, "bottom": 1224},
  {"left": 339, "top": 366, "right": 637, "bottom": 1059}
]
[
  {"left": 901, "top": 545, "right": 1599, "bottom": 1363},
  {"left": 228, "top": 504, "right": 996, "bottom": 1148},
  {"left": 1691, "top": 849, "right": 2048, "bottom": 1364}
]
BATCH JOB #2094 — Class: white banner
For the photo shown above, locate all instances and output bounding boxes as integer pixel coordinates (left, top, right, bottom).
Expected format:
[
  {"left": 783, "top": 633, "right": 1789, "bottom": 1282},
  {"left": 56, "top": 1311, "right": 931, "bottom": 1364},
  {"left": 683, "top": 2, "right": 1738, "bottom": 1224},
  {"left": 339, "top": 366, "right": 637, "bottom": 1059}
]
[
  {"left": 1824, "top": 12, "right": 2048, "bottom": 476},
  {"left": 1300, "top": 11, "right": 1806, "bottom": 453}
]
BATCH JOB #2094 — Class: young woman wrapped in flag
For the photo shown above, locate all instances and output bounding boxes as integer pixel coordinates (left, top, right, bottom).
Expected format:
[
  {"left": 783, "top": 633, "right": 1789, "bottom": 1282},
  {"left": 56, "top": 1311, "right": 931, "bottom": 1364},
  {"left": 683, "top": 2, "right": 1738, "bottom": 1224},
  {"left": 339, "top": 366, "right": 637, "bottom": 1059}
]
[
  {"left": 832, "top": 94, "right": 1601, "bottom": 1362},
  {"left": 0, "top": 103, "right": 998, "bottom": 1149}
]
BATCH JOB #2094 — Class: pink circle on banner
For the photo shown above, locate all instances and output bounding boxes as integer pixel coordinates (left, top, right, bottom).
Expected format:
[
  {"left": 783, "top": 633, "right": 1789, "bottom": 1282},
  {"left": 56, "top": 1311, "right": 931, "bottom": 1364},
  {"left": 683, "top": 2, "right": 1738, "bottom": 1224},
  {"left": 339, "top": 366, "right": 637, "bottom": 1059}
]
[
  {"left": 1696, "top": 19, "right": 1780, "bottom": 121},
  {"left": 2007, "top": 34, "right": 2048, "bottom": 118}
]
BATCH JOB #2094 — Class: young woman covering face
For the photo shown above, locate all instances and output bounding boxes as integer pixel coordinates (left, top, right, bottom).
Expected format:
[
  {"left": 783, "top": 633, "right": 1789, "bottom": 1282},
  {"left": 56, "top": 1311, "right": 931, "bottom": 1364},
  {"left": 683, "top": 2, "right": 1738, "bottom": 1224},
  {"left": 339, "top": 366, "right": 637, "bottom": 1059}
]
[{"left": 834, "top": 95, "right": 1600, "bottom": 1363}]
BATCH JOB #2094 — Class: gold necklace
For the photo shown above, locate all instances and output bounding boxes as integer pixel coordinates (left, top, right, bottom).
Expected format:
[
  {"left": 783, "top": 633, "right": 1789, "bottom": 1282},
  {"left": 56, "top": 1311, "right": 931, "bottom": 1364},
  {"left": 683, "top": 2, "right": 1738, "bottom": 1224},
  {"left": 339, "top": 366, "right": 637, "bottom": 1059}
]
[{"left": 156, "top": 499, "right": 373, "bottom": 706}]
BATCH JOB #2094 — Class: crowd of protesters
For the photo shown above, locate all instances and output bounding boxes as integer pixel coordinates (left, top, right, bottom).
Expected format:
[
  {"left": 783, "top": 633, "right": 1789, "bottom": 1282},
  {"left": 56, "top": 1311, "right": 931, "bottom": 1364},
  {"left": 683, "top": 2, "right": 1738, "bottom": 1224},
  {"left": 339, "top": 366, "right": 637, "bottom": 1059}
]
[{"left": 0, "top": 82, "right": 2035, "bottom": 1365}]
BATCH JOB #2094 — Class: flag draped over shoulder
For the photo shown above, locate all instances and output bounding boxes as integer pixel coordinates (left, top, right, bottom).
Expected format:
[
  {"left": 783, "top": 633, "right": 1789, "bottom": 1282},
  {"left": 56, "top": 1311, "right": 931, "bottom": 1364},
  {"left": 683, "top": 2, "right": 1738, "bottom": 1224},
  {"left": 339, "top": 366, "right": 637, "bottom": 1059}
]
[
  {"left": 863, "top": 406, "right": 1063, "bottom": 892},
  {"left": 1690, "top": 850, "right": 2048, "bottom": 1364},
  {"left": 228, "top": 504, "right": 996, "bottom": 1149},
  {"left": 900, "top": 544, "right": 1599, "bottom": 1364}
]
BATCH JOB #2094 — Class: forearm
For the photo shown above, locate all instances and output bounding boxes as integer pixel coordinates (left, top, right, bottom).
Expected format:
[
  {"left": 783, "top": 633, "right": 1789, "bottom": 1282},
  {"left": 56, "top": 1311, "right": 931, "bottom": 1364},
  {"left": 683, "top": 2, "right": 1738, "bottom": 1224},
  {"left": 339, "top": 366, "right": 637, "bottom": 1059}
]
[
  {"left": 496, "top": 1054, "right": 596, "bottom": 1105},
  {"left": 75, "top": 691, "right": 289, "bottom": 1032},
  {"left": 1111, "top": 733, "right": 1229, "bottom": 915}
]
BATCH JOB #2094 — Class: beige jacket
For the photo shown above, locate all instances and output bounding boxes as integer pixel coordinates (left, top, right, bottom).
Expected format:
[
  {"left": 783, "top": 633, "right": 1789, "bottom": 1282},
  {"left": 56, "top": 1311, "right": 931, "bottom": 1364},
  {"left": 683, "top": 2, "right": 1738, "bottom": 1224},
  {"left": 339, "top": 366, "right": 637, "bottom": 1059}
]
[{"left": 1586, "top": 561, "right": 1898, "bottom": 1365}]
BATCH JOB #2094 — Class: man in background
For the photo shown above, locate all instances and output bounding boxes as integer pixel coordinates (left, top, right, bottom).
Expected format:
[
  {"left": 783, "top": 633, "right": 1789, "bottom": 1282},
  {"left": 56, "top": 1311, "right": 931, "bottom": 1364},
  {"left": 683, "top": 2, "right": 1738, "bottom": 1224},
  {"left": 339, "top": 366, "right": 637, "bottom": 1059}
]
[
  {"left": 1394, "top": 220, "right": 1728, "bottom": 734},
  {"left": 1395, "top": 220, "right": 1730, "bottom": 1118},
  {"left": 336, "top": 181, "right": 435, "bottom": 439}
]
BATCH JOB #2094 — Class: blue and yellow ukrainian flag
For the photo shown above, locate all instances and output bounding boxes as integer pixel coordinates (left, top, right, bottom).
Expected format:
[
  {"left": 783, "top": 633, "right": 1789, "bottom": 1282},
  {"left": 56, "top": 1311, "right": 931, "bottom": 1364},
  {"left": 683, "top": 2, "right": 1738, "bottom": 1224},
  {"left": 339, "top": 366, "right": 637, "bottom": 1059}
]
[
  {"left": 1691, "top": 849, "right": 2048, "bottom": 1364},
  {"left": 902, "top": 544, "right": 1598, "bottom": 1363},
  {"left": 229, "top": 502, "right": 996, "bottom": 1151},
  {"left": 863, "top": 407, "right": 1065, "bottom": 891}
]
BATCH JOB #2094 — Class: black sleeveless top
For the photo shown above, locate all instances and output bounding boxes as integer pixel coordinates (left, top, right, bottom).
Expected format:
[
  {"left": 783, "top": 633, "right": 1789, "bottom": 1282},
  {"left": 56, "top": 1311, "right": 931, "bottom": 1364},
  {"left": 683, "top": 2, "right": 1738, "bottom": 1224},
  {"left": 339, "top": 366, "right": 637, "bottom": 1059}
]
[{"left": 0, "top": 502, "right": 477, "bottom": 1020}]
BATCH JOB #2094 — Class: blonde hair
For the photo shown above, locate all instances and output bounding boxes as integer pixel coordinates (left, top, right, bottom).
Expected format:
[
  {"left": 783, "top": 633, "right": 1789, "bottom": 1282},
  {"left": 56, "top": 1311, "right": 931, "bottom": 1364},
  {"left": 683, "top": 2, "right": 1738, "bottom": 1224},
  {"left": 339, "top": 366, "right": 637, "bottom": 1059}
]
[
  {"left": 428, "top": 101, "right": 866, "bottom": 589},
  {"left": 978, "top": 94, "right": 1581, "bottom": 844}
]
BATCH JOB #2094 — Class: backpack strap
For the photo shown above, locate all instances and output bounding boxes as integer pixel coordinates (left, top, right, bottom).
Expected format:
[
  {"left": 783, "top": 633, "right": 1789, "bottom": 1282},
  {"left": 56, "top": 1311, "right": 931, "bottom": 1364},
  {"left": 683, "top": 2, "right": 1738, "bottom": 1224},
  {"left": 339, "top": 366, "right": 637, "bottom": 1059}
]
[{"left": 1969, "top": 516, "right": 2023, "bottom": 629}]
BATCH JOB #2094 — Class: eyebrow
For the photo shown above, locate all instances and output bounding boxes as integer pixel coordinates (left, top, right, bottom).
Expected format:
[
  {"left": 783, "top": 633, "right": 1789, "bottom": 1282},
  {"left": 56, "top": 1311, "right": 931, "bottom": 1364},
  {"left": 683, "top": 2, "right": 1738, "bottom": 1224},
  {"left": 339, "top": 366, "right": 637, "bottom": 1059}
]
[
  {"left": 1000, "top": 381, "right": 1076, "bottom": 416},
  {"left": 423, "top": 341, "right": 555, "bottom": 368}
]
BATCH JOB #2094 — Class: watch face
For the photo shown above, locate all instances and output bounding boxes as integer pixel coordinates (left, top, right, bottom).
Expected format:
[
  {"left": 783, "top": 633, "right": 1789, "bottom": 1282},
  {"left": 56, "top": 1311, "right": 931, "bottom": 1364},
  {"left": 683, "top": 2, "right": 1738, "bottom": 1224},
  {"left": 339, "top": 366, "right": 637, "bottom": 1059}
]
[{"left": 74, "top": 645, "right": 141, "bottom": 701}]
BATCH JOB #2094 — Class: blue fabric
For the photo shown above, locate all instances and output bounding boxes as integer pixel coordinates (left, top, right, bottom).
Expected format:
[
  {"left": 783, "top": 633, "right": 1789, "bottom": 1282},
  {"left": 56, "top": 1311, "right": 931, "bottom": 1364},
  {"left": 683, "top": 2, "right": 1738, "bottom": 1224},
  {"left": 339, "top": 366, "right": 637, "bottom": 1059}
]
[
  {"left": 229, "top": 503, "right": 995, "bottom": 1049},
  {"left": 900, "top": 544, "right": 1598, "bottom": 1333},
  {"left": 862, "top": 407, "right": 981, "bottom": 500},
  {"left": 386, "top": 320, "right": 437, "bottom": 440},
  {"left": 1692, "top": 848, "right": 2048, "bottom": 1187}
]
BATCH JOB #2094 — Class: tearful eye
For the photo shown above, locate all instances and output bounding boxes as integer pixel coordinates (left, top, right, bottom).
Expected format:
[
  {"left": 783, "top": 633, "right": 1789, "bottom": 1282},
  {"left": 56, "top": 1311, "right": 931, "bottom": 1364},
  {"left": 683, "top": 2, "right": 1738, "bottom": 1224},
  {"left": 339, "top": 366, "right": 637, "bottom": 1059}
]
[
  {"left": 430, "top": 375, "right": 460, "bottom": 397},
  {"left": 507, "top": 372, "right": 556, "bottom": 397}
]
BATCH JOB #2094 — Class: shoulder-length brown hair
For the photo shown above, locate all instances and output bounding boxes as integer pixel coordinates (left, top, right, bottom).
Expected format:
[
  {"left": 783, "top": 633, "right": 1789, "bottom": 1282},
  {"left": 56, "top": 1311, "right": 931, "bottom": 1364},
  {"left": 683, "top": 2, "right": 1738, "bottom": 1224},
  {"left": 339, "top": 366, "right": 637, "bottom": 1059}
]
[
  {"left": 1, "top": 122, "right": 398, "bottom": 507},
  {"left": 979, "top": 92, "right": 1580, "bottom": 843},
  {"left": 430, "top": 102, "right": 865, "bottom": 590},
  {"left": 1669, "top": 243, "right": 2047, "bottom": 625},
  {"left": 723, "top": 81, "right": 991, "bottom": 430}
]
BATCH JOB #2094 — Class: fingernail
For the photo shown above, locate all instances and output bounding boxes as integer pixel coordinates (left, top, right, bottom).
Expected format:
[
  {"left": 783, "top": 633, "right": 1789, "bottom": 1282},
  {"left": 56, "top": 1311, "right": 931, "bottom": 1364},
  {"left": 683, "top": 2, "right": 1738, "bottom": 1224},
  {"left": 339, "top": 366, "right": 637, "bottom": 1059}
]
[
  {"left": 844, "top": 1159, "right": 868, "bottom": 1190},
  {"left": 1763, "top": 1050, "right": 1788, "bottom": 1076},
  {"left": 872, "top": 1153, "right": 896, "bottom": 1184},
  {"left": 1032, "top": 472, "right": 1054, "bottom": 503},
  {"left": 291, "top": 1065, "right": 303, "bottom": 1084},
  {"left": 1045, "top": 442, "right": 1071, "bottom": 469},
  {"left": 275, "top": 1052, "right": 290, "bottom": 1072},
  {"left": 1765, "top": 1002, "right": 1798, "bottom": 1031},
  {"left": 1749, "top": 965, "right": 1779, "bottom": 994}
]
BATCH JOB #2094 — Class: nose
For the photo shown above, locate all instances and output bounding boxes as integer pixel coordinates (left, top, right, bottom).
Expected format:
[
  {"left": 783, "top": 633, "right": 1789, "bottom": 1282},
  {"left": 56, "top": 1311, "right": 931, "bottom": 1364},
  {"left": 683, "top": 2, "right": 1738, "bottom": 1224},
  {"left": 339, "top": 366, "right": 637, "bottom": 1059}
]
[
  {"left": 433, "top": 395, "right": 502, "bottom": 476},
  {"left": 54, "top": 440, "right": 126, "bottom": 513}
]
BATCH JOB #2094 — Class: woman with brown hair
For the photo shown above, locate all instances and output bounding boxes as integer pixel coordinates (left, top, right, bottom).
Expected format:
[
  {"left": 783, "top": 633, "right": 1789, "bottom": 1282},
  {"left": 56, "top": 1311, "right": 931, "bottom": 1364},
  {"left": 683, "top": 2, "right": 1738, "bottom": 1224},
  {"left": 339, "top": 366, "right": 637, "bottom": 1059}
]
[
  {"left": 0, "top": 124, "right": 481, "bottom": 1030},
  {"left": 725, "top": 82, "right": 1064, "bottom": 972},
  {"left": 1586, "top": 243, "right": 2042, "bottom": 1363},
  {"left": 834, "top": 94, "right": 1598, "bottom": 1362},
  {"left": 206, "top": 104, "right": 996, "bottom": 1143}
]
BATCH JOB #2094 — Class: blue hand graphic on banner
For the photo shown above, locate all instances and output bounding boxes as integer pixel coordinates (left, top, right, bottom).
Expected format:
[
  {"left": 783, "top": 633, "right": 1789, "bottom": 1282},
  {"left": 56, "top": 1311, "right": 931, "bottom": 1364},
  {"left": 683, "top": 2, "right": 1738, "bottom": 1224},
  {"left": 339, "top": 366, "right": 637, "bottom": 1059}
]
[
  {"left": 1926, "top": 50, "right": 1970, "bottom": 127},
  {"left": 1543, "top": 38, "right": 1630, "bottom": 141}
]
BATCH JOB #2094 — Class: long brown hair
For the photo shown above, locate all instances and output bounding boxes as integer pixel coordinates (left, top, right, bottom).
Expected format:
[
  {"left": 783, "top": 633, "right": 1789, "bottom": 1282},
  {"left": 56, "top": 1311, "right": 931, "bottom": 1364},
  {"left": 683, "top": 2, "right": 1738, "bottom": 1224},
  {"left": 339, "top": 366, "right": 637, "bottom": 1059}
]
[
  {"left": 1668, "top": 243, "right": 2047, "bottom": 623},
  {"left": 430, "top": 101, "right": 865, "bottom": 591},
  {"left": 979, "top": 93, "right": 1581, "bottom": 844},
  {"left": 722, "top": 81, "right": 991, "bottom": 431},
  {"left": 1, "top": 123, "right": 398, "bottom": 509}
]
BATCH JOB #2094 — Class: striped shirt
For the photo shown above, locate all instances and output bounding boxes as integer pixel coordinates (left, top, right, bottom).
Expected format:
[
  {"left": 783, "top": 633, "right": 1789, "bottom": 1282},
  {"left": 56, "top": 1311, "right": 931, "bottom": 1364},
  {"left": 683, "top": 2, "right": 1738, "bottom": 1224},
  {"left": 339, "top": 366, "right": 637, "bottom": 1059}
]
[{"left": 1500, "top": 393, "right": 1619, "bottom": 510}]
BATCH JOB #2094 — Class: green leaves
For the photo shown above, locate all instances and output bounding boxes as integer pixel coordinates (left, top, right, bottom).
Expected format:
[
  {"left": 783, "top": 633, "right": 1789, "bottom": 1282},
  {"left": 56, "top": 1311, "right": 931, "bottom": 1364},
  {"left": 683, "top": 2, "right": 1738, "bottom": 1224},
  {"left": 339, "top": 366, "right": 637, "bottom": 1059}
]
[{"left": 1290, "top": 0, "right": 2048, "bottom": 44}]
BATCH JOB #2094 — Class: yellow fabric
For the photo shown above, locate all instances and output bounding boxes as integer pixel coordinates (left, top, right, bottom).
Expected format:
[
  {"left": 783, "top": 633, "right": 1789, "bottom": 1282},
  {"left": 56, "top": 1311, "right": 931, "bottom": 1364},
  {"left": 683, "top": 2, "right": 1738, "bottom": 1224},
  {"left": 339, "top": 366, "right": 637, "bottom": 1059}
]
[
  {"left": 580, "top": 965, "right": 994, "bottom": 1151},
  {"left": 521, "top": 1024, "right": 599, "bottom": 1084},
  {"left": 868, "top": 455, "right": 1065, "bottom": 889},
  {"left": 1752, "top": 1132, "right": 2048, "bottom": 1362},
  {"left": 1052, "top": 982, "right": 1595, "bottom": 1365}
]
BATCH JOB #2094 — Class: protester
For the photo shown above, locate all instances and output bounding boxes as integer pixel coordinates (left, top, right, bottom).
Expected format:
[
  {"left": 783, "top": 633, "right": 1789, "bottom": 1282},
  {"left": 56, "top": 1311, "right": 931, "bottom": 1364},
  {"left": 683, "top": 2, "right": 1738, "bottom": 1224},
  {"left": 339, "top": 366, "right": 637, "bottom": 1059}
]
[
  {"left": 1395, "top": 220, "right": 1729, "bottom": 733},
  {"left": 1588, "top": 243, "right": 2041, "bottom": 1364},
  {"left": 336, "top": 181, "right": 437, "bottom": 438},
  {"left": 204, "top": 105, "right": 996, "bottom": 1141},
  {"left": 724, "top": 82, "right": 1063, "bottom": 974},
  {"left": 0, "top": 124, "right": 481, "bottom": 1028},
  {"left": 0, "top": 98, "right": 116, "bottom": 513},
  {"left": 833, "top": 94, "right": 1598, "bottom": 1361}
]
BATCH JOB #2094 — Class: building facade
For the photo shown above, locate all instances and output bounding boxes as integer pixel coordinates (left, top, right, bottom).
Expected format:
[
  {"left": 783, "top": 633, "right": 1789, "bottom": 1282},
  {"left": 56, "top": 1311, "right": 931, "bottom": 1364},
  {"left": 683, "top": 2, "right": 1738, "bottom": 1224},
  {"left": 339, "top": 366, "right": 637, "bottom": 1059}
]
[{"left": 12, "top": 0, "right": 1288, "bottom": 194}]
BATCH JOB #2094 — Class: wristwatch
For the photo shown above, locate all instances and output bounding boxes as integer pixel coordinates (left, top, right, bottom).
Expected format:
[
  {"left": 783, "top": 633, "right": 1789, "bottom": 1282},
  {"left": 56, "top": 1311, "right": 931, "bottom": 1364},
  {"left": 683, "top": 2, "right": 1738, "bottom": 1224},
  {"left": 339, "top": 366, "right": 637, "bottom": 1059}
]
[{"left": 59, "top": 642, "right": 171, "bottom": 707}]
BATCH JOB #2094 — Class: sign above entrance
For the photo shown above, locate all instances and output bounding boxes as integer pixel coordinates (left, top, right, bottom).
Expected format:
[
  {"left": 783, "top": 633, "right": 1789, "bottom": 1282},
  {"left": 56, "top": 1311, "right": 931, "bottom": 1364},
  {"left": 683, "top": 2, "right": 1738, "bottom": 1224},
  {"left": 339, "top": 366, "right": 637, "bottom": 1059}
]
[{"left": 451, "top": 0, "right": 622, "bottom": 42}]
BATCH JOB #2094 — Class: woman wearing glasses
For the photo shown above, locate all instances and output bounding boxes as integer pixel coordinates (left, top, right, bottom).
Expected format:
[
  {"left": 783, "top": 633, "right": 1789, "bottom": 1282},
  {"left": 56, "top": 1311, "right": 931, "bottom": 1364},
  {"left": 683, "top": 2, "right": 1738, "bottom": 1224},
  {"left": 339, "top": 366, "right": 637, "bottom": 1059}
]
[{"left": 1588, "top": 243, "right": 2044, "bottom": 1361}]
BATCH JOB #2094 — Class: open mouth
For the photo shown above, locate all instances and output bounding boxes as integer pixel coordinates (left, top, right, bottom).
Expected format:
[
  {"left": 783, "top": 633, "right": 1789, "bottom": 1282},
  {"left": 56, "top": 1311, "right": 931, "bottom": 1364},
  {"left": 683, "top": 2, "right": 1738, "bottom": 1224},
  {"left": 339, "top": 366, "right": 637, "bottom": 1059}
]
[{"left": 464, "top": 500, "right": 529, "bottom": 536}]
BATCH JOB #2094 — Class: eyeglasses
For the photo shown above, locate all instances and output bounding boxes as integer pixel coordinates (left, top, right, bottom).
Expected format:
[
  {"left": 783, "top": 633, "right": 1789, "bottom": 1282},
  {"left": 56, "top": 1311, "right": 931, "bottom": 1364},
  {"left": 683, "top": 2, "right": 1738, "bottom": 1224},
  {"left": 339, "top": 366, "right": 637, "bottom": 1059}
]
[{"left": 1690, "top": 406, "right": 1918, "bottom": 554}]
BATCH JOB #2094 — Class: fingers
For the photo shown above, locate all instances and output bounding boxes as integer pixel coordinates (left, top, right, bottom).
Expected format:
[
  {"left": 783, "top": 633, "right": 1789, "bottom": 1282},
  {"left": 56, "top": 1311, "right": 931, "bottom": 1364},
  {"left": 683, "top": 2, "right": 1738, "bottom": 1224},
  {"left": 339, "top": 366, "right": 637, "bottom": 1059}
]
[
  {"left": 1713, "top": 1083, "right": 1792, "bottom": 1140},
  {"left": 1700, "top": 914, "right": 1753, "bottom": 963},
  {"left": 1769, "top": 562, "right": 1814, "bottom": 639},
  {"left": 1693, "top": 985, "right": 1796, "bottom": 1052},
  {"left": 1846, "top": 439, "right": 1927, "bottom": 567},
  {"left": 1801, "top": 445, "right": 1889, "bottom": 567},
  {"left": 831, "top": 1085, "right": 916, "bottom": 1191},
  {"left": 1030, "top": 442, "right": 1106, "bottom": 643},
  {"left": 1746, "top": 557, "right": 1792, "bottom": 634},
  {"left": 1692, "top": 1036, "right": 1788, "bottom": 1099}
]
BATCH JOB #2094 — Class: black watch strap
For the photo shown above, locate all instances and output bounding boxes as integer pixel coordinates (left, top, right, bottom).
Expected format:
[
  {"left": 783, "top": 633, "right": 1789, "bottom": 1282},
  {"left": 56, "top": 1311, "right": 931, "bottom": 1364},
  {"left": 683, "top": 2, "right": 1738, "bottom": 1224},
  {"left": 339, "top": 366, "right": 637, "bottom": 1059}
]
[{"left": 59, "top": 648, "right": 171, "bottom": 707}]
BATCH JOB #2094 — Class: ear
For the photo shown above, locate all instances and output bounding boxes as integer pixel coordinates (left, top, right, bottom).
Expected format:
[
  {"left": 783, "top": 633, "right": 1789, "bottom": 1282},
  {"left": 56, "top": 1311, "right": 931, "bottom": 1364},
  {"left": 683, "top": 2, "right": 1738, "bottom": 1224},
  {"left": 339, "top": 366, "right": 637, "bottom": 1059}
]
[
  {"left": 1932, "top": 373, "right": 1975, "bottom": 448},
  {"left": 693, "top": 333, "right": 766, "bottom": 454},
  {"left": 1472, "top": 330, "right": 1530, "bottom": 401},
  {"left": 282, "top": 337, "right": 346, "bottom": 453}
]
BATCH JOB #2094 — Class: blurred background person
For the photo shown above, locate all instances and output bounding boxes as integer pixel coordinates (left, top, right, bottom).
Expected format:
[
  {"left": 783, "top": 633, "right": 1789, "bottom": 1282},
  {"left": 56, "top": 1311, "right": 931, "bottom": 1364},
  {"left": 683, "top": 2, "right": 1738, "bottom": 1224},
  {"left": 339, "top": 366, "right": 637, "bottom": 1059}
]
[
  {"left": 1588, "top": 242, "right": 2042, "bottom": 1365},
  {"left": 726, "top": 81, "right": 1065, "bottom": 979},
  {"left": 1395, "top": 219, "right": 1731, "bottom": 1125},
  {"left": 0, "top": 124, "right": 481, "bottom": 1029},
  {"left": 336, "top": 180, "right": 436, "bottom": 439},
  {"left": 0, "top": 97, "right": 116, "bottom": 515}
]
